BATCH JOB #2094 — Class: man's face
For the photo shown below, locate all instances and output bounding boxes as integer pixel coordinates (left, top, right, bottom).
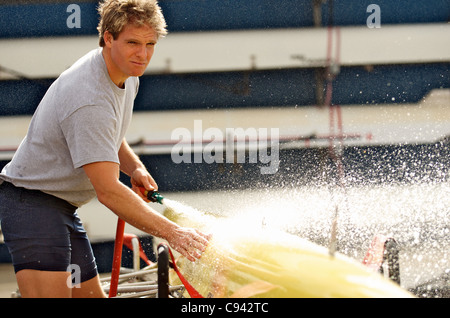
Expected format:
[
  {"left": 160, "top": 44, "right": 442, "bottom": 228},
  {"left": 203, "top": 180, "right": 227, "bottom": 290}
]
[{"left": 105, "top": 23, "right": 158, "bottom": 81}]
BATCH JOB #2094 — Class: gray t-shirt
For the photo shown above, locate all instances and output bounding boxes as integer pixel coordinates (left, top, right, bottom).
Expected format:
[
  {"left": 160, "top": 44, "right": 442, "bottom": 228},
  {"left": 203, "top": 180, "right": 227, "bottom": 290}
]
[{"left": 0, "top": 48, "right": 138, "bottom": 207}]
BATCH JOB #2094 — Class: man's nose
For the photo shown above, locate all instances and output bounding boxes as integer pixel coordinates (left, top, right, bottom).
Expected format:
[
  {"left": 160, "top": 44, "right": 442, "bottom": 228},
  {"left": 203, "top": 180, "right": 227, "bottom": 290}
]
[{"left": 136, "top": 44, "right": 148, "bottom": 59}]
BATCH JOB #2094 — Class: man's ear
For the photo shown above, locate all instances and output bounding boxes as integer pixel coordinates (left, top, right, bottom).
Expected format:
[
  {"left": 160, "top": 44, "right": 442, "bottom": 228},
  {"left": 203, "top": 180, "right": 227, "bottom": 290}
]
[{"left": 103, "top": 30, "right": 114, "bottom": 48}]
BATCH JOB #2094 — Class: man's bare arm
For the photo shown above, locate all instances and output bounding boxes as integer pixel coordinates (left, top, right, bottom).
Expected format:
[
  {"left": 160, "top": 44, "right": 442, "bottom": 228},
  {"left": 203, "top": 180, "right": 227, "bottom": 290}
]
[
  {"left": 83, "top": 161, "right": 209, "bottom": 261},
  {"left": 118, "top": 138, "right": 157, "bottom": 201}
]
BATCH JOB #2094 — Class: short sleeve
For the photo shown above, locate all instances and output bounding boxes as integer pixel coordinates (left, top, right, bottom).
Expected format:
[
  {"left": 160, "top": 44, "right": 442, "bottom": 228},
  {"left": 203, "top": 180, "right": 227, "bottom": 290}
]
[{"left": 60, "top": 105, "right": 120, "bottom": 169}]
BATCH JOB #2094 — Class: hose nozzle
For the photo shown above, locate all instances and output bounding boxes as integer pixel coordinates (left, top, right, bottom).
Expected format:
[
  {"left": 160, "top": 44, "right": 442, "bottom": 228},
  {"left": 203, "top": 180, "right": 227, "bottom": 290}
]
[{"left": 139, "top": 187, "right": 164, "bottom": 204}]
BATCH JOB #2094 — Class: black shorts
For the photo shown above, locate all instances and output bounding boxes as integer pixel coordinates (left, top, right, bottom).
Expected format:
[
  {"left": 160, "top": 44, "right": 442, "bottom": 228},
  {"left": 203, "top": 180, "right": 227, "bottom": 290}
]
[{"left": 0, "top": 181, "right": 98, "bottom": 283}]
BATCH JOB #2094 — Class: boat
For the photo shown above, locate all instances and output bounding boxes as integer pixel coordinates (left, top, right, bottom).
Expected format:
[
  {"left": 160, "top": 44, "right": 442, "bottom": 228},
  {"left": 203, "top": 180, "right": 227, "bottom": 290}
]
[{"left": 158, "top": 198, "right": 414, "bottom": 298}]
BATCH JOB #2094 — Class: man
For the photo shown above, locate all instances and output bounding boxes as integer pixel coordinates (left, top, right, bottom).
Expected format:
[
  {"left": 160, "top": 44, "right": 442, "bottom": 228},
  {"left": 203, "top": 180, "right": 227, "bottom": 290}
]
[{"left": 0, "top": 0, "right": 209, "bottom": 298}]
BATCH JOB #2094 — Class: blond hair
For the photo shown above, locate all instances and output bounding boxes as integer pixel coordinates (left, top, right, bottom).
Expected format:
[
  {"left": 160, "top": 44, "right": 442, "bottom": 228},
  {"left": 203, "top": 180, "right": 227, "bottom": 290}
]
[{"left": 97, "top": 0, "right": 168, "bottom": 47}]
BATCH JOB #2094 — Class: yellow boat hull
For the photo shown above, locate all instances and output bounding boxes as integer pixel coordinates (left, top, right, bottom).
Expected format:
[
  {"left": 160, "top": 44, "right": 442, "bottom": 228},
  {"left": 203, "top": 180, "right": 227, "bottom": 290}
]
[{"left": 162, "top": 200, "right": 414, "bottom": 298}]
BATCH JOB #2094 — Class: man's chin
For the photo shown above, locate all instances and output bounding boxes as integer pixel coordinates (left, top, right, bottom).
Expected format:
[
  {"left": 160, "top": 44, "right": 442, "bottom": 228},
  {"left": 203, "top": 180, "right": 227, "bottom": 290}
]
[
  {"left": 128, "top": 69, "right": 146, "bottom": 77},
  {"left": 128, "top": 65, "right": 148, "bottom": 77}
]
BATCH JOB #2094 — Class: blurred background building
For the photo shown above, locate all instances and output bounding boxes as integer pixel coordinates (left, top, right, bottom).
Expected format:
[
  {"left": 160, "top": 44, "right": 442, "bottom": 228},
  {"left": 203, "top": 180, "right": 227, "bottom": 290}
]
[{"left": 0, "top": 0, "right": 448, "bottom": 191}]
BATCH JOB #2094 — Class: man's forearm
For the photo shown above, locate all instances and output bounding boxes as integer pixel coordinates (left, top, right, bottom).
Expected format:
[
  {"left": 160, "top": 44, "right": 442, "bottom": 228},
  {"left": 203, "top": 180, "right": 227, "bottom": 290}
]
[
  {"left": 84, "top": 161, "right": 176, "bottom": 240},
  {"left": 100, "top": 180, "right": 178, "bottom": 240},
  {"left": 83, "top": 161, "right": 208, "bottom": 262},
  {"left": 118, "top": 138, "right": 158, "bottom": 192},
  {"left": 99, "top": 180, "right": 207, "bottom": 262},
  {"left": 118, "top": 138, "right": 146, "bottom": 176}
]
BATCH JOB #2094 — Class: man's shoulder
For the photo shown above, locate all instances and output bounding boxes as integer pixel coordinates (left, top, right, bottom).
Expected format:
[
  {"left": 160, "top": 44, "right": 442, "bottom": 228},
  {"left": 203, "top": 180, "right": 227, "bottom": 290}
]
[
  {"left": 54, "top": 49, "right": 112, "bottom": 105},
  {"left": 59, "top": 48, "right": 104, "bottom": 83}
]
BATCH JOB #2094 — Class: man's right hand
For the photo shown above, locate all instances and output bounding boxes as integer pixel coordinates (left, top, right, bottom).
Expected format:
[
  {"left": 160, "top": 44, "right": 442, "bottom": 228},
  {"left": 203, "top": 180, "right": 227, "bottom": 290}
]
[{"left": 166, "top": 227, "right": 211, "bottom": 262}]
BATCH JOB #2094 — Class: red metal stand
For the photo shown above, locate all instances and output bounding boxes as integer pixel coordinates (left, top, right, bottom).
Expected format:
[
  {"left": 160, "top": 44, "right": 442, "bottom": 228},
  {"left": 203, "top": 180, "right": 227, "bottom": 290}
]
[{"left": 108, "top": 218, "right": 125, "bottom": 298}]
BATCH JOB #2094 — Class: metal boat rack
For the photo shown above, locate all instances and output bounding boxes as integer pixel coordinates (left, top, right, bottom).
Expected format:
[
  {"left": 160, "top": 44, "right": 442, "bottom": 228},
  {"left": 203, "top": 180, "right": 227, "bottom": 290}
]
[{"left": 101, "top": 241, "right": 184, "bottom": 298}]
